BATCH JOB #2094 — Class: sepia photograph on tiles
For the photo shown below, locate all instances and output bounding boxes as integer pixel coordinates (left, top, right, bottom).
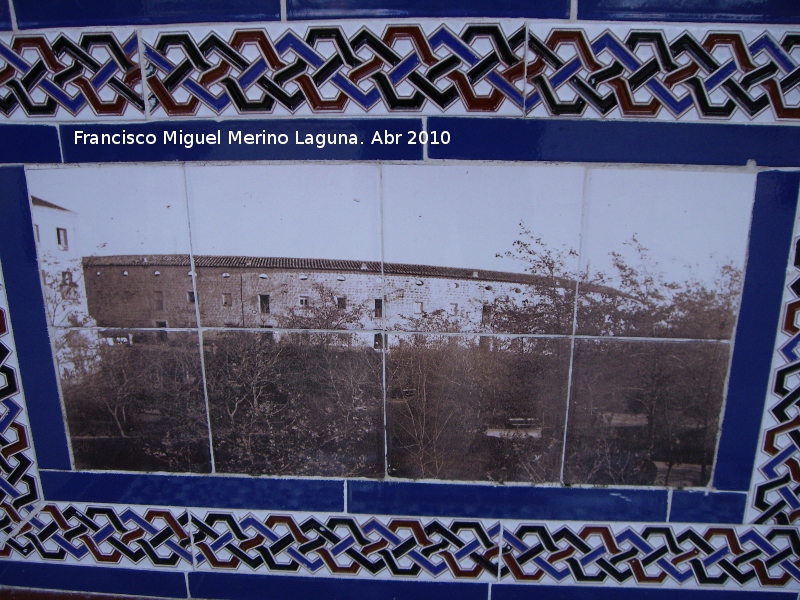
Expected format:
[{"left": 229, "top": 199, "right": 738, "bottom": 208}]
[
  {"left": 25, "top": 163, "right": 756, "bottom": 486},
  {"left": 26, "top": 165, "right": 211, "bottom": 473}
]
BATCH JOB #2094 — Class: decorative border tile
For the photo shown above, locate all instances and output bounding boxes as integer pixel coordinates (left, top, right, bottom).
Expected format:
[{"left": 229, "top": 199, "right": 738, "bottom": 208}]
[
  {"left": 190, "top": 510, "right": 500, "bottom": 580},
  {"left": 750, "top": 231, "right": 800, "bottom": 525},
  {"left": 0, "top": 23, "right": 799, "bottom": 121},
  {"left": 0, "top": 29, "right": 143, "bottom": 120},
  {"left": 0, "top": 16, "right": 800, "bottom": 598},
  {"left": 0, "top": 167, "right": 796, "bottom": 593}
]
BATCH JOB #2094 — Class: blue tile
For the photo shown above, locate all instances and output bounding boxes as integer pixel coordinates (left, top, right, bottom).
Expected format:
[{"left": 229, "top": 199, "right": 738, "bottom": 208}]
[
  {"left": 288, "top": 0, "right": 567, "bottom": 20},
  {"left": 714, "top": 172, "right": 800, "bottom": 491},
  {"left": 190, "top": 571, "right": 487, "bottom": 600},
  {"left": 579, "top": 0, "right": 800, "bottom": 24},
  {"left": 0, "top": 0, "right": 10, "bottom": 30},
  {"left": 0, "top": 125, "right": 61, "bottom": 164},
  {"left": 669, "top": 491, "right": 747, "bottom": 524},
  {"left": 61, "top": 119, "right": 423, "bottom": 163},
  {"left": 13, "top": 0, "right": 279, "bottom": 29},
  {"left": 494, "top": 583, "right": 797, "bottom": 600},
  {"left": 41, "top": 470, "right": 345, "bottom": 512},
  {"left": 0, "top": 560, "right": 187, "bottom": 598},
  {"left": 0, "top": 167, "right": 71, "bottom": 471},
  {"left": 428, "top": 118, "right": 800, "bottom": 167},
  {"left": 348, "top": 481, "right": 667, "bottom": 522}
]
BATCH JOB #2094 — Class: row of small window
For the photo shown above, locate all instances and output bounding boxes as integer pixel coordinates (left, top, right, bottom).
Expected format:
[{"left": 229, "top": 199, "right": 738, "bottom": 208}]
[
  {"left": 34, "top": 225, "right": 70, "bottom": 251},
  {"left": 155, "top": 293, "right": 387, "bottom": 316},
  {"left": 151, "top": 293, "right": 464, "bottom": 318}
]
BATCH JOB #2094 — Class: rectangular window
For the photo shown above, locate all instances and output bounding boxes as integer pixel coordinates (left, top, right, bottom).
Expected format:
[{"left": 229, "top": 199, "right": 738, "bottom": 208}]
[
  {"left": 413, "top": 301, "right": 423, "bottom": 314},
  {"left": 222, "top": 293, "right": 232, "bottom": 307},
  {"left": 153, "top": 291, "right": 164, "bottom": 311},
  {"left": 299, "top": 295, "right": 309, "bottom": 307},
  {"left": 336, "top": 296, "right": 347, "bottom": 309},
  {"left": 481, "top": 304, "right": 492, "bottom": 325},
  {"left": 187, "top": 291, "right": 195, "bottom": 304},
  {"left": 155, "top": 321, "right": 168, "bottom": 342},
  {"left": 259, "top": 294, "right": 270, "bottom": 314},
  {"left": 61, "top": 271, "right": 73, "bottom": 286},
  {"left": 34, "top": 224, "right": 40, "bottom": 243},
  {"left": 374, "top": 298, "right": 383, "bottom": 318},
  {"left": 373, "top": 333, "right": 385, "bottom": 350},
  {"left": 56, "top": 228, "right": 68, "bottom": 251}
]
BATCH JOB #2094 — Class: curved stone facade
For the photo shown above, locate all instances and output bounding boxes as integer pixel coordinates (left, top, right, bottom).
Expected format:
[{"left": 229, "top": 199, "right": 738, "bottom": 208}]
[{"left": 81, "top": 254, "right": 567, "bottom": 332}]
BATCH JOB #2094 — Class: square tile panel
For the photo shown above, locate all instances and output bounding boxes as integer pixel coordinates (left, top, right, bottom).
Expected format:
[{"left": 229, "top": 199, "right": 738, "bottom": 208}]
[
  {"left": 524, "top": 22, "right": 800, "bottom": 123},
  {"left": 385, "top": 333, "right": 570, "bottom": 483},
  {"left": 52, "top": 327, "right": 211, "bottom": 473},
  {"left": 382, "top": 164, "right": 583, "bottom": 335},
  {"left": 25, "top": 165, "right": 196, "bottom": 329},
  {"left": 497, "top": 519, "right": 798, "bottom": 588},
  {"left": 186, "top": 164, "right": 382, "bottom": 332},
  {"left": 3, "top": 501, "right": 195, "bottom": 571},
  {"left": 576, "top": 167, "right": 756, "bottom": 339},
  {"left": 202, "top": 329, "right": 384, "bottom": 478},
  {"left": 563, "top": 338, "right": 730, "bottom": 487}
]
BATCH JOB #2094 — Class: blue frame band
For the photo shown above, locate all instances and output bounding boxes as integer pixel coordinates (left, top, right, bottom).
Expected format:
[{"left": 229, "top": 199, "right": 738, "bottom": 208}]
[{"left": 0, "top": 120, "right": 797, "bottom": 520}]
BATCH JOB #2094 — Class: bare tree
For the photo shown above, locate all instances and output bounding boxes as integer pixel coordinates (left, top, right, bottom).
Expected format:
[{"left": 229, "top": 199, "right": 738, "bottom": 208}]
[
  {"left": 204, "top": 331, "right": 383, "bottom": 477},
  {"left": 278, "top": 283, "right": 370, "bottom": 331},
  {"left": 61, "top": 333, "right": 211, "bottom": 472}
]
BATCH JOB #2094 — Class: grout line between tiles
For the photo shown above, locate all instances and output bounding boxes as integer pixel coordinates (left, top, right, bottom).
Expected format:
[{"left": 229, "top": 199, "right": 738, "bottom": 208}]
[
  {"left": 522, "top": 21, "right": 529, "bottom": 118},
  {"left": 666, "top": 488, "right": 673, "bottom": 522},
  {"left": 188, "top": 505, "right": 198, "bottom": 580},
  {"left": 570, "top": 0, "right": 578, "bottom": 21},
  {"left": 421, "top": 117, "right": 428, "bottom": 161},
  {"left": 558, "top": 165, "right": 590, "bottom": 484},
  {"left": 184, "top": 569, "right": 191, "bottom": 598},
  {"left": 137, "top": 27, "right": 151, "bottom": 120},
  {"left": 280, "top": 0, "right": 287, "bottom": 22},
  {"left": 54, "top": 124, "right": 65, "bottom": 164},
  {"left": 50, "top": 324, "right": 737, "bottom": 344},
  {"left": 496, "top": 521, "right": 503, "bottom": 586},
  {"left": 0, "top": 500, "right": 44, "bottom": 548},
  {"left": 379, "top": 163, "right": 389, "bottom": 479},
  {"left": 182, "top": 165, "right": 216, "bottom": 474},
  {"left": 6, "top": 0, "right": 16, "bottom": 31},
  {"left": 343, "top": 480, "right": 348, "bottom": 513}
]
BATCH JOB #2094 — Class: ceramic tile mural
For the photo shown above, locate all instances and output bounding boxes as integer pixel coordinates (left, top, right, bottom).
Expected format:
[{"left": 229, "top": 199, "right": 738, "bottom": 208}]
[{"left": 0, "top": 3, "right": 799, "bottom": 598}]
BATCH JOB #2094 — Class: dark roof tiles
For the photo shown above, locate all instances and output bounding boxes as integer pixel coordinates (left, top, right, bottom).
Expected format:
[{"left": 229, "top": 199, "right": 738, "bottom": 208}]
[
  {"left": 82, "top": 254, "right": 565, "bottom": 286},
  {"left": 30, "top": 196, "right": 73, "bottom": 212}
]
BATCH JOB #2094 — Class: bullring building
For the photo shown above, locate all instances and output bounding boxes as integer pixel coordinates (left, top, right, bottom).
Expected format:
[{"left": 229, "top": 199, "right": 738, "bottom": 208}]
[{"left": 81, "top": 254, "right": 566, "bottom": 332}]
